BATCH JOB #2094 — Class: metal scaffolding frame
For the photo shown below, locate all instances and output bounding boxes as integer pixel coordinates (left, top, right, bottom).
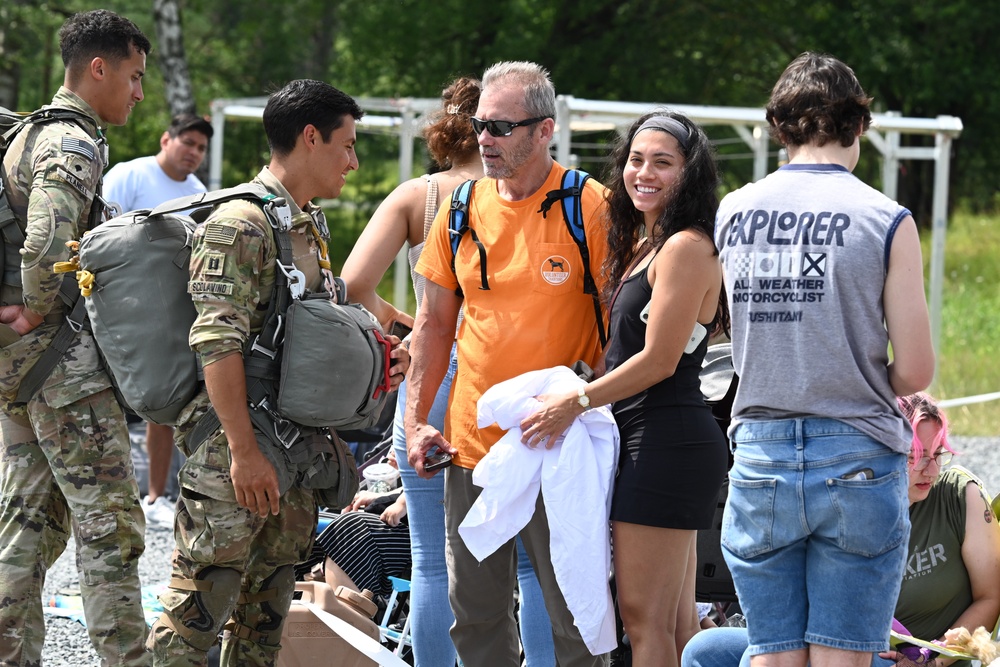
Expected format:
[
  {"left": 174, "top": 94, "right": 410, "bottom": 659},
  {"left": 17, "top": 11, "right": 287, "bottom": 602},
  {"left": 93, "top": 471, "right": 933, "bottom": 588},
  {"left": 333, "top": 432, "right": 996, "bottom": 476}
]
[{"left": 208, "top": 95, "right": 963, "bottom": 366}]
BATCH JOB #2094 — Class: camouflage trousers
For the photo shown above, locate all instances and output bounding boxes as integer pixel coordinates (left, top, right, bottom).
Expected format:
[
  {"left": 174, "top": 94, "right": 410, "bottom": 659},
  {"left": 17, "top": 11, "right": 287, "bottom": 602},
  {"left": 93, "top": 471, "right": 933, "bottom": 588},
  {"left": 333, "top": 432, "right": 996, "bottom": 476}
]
[
  {"left": 0, "top": 386, "right": 149, "bottom": 667},
  {"left": 147, "top": 422, "right": 317, "bottom": 667}
]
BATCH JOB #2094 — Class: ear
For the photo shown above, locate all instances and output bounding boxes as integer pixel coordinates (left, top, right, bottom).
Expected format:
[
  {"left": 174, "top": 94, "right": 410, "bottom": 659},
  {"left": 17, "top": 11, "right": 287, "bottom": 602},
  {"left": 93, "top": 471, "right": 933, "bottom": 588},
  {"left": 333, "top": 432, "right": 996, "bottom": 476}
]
[
  {"left": 301, "top": 124, "right": 320, "bottom": 150},
  {"left": 538, "top": 117, "right": 555, "bottom": 143},
  {"left": 160, "top": 131, "right": 171, "bottom": 149},
  {"left": 89, "top": 56, "right": 107, "bottom": 81}
]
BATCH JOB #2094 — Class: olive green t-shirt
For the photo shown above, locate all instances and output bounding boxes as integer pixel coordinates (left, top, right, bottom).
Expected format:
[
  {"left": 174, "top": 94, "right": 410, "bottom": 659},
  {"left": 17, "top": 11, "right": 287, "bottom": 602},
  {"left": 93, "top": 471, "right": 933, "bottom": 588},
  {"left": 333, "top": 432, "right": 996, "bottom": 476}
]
[{"left": 896, "top": 466, "right": 987, "bottom": 663}]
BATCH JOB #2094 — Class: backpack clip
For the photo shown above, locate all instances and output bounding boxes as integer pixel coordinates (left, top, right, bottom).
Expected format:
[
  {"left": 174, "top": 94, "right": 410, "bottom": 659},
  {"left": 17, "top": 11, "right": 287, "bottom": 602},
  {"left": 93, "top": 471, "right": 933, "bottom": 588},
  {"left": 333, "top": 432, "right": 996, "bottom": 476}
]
[
  {"left": 277, "top": 262, "right": 306, "bottom": 300},
  {"left": 538, "top": 187, "right": 575, "bottom": 218},
  {"left": 250, "top": 395, "right": 300, "bottom": 448},
  {"left": 263, "top": 197, "right": 293, "bottom": 232}
]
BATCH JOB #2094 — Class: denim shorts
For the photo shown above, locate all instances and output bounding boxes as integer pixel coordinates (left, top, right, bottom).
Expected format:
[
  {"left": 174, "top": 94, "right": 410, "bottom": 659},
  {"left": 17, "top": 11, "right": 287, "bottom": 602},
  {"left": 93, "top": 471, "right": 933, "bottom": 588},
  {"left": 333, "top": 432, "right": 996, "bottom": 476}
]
[{"left": 721, "top": 418, "right": 910, "bottom": 656}]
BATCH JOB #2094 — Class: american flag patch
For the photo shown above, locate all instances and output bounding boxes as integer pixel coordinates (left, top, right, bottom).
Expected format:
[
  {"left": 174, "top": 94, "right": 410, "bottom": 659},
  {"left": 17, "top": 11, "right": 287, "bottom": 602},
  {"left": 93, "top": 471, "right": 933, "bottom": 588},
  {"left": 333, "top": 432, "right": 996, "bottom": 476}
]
[
  {"left": 61, "top": 137, "right": 96, "bottom": 161},
  {"left": 203, "top": 223, "right": 238, "bottom": 246}
]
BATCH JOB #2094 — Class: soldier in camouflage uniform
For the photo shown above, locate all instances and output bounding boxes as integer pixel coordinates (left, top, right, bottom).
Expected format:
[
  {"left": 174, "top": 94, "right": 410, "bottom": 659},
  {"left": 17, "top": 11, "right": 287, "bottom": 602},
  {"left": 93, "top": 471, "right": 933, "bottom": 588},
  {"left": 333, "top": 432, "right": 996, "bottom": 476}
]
[
  {"left": 147, "top": 79, "right": 409, "bottom": 667},
  {"left": 0, "top": 10, "right": 152, "bottom": 667}
]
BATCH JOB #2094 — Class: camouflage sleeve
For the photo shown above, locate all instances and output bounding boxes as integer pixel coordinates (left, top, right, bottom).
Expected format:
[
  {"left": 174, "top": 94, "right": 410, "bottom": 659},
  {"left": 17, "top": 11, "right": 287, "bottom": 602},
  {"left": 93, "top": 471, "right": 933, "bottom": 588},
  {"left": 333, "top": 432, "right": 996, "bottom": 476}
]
[
  {"left": 20, "top": 129, "right": 101, "bottom": 315},
  {"left": 188, "top": 202, "right": 276, "bottom": 366}
]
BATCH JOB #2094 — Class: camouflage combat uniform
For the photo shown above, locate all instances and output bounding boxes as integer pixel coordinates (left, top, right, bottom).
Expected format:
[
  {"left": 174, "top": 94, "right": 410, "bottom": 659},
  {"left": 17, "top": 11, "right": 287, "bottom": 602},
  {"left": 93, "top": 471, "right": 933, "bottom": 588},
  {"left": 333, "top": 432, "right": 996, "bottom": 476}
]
[
  {"left": 148, "top": 167, "right": 332, "bottom": 667},
  {"left": 0, "top": 88, "right": 149, "bottom": 666}
]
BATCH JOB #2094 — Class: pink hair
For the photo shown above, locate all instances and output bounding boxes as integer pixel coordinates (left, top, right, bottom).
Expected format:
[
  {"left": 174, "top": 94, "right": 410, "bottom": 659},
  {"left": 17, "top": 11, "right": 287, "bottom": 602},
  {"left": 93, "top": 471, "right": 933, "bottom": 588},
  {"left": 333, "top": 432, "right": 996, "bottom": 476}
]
[{"left": 897, "top": 392, "right": 955, "bottom": 469}]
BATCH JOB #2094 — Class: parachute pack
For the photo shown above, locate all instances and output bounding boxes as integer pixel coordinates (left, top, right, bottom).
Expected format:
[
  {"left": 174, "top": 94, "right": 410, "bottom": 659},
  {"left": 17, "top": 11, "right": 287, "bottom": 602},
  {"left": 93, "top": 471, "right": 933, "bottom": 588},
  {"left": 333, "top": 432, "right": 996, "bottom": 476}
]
[{"left": 74, "top": 183, "right": 391, "bottom": 431}]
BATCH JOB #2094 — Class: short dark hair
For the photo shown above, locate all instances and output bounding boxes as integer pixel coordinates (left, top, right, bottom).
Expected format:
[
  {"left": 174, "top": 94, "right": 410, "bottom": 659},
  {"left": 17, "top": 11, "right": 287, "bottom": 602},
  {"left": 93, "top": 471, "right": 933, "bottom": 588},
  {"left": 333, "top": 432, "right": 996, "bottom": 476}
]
[
  {"left": 168, "top": 113, "right": 213, "bottom": 140},
  {"left": 59, "top": 10, "right": 151, "bottom": 80},
  {"left": 766, "top": 52, "right": 873, "bottom": 148},
  {"left": 263, "top": 80, "right": 364, "bottom": 157}
]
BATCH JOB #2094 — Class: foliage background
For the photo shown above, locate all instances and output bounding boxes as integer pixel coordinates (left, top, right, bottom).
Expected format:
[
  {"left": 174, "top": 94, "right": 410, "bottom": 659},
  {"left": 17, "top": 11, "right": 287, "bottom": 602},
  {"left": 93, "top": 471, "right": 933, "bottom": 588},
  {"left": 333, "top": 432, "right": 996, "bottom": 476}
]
[{"left": 2, "top": 0, "right": 997, "bottom": 432}]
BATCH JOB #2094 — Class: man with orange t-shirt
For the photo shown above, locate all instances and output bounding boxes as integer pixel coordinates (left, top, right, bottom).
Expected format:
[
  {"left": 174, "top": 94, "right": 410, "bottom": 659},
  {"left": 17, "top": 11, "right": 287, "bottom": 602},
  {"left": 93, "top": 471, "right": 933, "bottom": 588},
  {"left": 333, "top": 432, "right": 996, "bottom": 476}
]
[{"left": 404, "top": 61, "right": 610, "bottom": 667}]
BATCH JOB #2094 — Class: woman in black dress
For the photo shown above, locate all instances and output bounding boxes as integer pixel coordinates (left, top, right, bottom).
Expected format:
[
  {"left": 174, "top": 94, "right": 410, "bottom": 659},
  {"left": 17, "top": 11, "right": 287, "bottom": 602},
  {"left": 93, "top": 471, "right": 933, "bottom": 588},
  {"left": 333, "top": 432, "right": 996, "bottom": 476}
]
[{"left": 520, "top": 110, "right": 728, "bottom": 667}]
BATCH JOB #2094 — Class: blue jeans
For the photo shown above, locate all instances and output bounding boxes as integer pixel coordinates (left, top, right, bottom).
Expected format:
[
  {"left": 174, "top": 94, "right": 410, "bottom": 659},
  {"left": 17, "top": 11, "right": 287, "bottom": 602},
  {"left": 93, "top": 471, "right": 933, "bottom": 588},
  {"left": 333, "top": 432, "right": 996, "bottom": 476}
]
[
  {"left": 680, "top": 627, "right": 895, "bottom": 667},
  {"left": 681, "top": 627, "right": 751, "bottom": 667},
  {"left": 722, "top": 418, "right": 909, "bottom": 657},
  {"left": 392, "top": 345, "right": 555, "bottom": 667}
]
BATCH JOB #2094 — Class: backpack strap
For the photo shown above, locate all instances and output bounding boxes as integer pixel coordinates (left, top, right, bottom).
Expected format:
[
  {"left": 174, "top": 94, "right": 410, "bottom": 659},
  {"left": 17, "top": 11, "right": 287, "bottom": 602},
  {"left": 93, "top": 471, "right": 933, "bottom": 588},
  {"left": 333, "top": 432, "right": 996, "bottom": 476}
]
[
  {"left": 447, "top": 179, "right": 489, "bottom": 297},
  {"left": 422, "top": 175, "right": 438, "bottom": 242},
  {"left": 12, "top": 275, "right": 89, "bottom": 405},
  {"left": 537, "top": 169, "right": 607, "bottom": 348}
]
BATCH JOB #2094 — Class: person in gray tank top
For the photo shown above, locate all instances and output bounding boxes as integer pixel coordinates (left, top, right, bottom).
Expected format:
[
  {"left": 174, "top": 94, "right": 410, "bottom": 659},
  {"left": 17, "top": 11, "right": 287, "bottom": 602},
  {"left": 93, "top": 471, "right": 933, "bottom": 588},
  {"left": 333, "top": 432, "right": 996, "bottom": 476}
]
[{"left": 714, "top": 52, "right": 935, "bottom": 667}]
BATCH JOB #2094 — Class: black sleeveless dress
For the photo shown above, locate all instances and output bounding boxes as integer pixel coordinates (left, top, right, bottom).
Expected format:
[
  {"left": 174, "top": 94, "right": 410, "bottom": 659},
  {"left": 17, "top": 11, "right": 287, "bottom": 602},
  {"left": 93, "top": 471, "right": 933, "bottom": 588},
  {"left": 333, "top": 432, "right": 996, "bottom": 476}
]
[{"left": 605, "top": 263, "right": 728, "bottom": 529}]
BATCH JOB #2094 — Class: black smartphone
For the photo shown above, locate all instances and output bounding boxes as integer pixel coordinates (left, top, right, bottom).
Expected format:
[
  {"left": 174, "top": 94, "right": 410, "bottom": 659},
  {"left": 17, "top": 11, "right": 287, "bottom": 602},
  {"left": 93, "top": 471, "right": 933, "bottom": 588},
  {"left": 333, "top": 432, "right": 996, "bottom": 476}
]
[
  {"left": 424, "top": 452, "right": 453, "bottom": 472},
  {"left": 390, "top": 320, "right": 413, "bottom": 339},
  {"left": 840, "top": 468, "right": 874, "bottom": 481}
]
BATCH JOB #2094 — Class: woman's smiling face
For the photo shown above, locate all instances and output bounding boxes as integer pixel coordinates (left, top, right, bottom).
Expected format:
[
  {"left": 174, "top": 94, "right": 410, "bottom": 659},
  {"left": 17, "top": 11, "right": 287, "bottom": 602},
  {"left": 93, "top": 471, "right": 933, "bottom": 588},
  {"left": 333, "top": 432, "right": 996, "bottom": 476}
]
[{"left": 624, "top": 128, "right": 686, "bottom": 226}]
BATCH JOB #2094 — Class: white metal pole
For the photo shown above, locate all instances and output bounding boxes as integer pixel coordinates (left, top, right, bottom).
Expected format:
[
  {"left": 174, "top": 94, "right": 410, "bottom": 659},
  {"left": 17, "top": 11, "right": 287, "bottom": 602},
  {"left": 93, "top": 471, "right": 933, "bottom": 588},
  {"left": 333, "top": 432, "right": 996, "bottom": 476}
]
[
  {"left": 209, "top": 100, "right": 226, "bottom": 190},
  {"left": 393, "top": 108, "right": 416, "bottom": 311},
  {"left": 928, "top": 127, "right": 952, "bottom": 390}
]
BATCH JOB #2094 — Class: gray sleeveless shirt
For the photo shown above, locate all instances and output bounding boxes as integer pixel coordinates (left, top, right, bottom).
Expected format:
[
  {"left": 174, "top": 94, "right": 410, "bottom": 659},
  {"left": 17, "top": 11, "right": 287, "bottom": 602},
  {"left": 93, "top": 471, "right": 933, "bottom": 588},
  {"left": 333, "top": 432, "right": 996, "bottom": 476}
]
[{"left": 715, "top": 164, "right": 913, "bottom": 453}]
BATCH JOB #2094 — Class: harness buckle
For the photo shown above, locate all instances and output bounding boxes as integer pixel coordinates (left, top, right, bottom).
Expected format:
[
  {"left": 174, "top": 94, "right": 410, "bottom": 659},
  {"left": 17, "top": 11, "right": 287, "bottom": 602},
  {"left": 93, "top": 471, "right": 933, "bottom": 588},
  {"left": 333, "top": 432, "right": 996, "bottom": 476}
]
[{"left": 277, "top": 262, "right": 306, "bottom": 300}]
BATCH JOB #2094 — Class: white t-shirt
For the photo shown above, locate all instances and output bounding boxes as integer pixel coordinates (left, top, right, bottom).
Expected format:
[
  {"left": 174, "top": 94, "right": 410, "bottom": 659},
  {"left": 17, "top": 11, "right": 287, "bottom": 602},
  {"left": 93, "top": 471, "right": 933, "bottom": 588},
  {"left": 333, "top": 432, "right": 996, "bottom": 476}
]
[{"left": 103, "top": 155, "right": 206, "bottom": 212}]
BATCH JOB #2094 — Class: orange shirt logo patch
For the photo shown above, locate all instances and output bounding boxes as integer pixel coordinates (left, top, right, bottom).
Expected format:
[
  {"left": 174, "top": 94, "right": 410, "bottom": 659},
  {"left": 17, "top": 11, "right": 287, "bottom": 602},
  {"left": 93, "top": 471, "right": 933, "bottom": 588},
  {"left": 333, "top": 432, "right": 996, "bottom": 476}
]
[{"left": 541, "top": 255, "right": 571, "bottom": 286}]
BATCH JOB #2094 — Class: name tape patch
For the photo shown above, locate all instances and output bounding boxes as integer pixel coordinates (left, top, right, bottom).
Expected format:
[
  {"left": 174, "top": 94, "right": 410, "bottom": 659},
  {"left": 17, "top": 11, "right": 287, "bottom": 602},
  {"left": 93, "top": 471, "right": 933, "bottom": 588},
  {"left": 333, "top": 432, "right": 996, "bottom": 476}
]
[{"left": 188, "top": 281, "right": 234, "bottom": 295}]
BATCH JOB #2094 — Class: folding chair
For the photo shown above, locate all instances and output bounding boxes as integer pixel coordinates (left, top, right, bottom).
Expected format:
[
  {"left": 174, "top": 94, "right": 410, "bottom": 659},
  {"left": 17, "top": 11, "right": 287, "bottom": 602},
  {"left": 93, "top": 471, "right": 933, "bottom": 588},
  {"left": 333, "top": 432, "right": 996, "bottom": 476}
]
[{"left": 378, "top": 576, "right": 413, "bottom": 657}]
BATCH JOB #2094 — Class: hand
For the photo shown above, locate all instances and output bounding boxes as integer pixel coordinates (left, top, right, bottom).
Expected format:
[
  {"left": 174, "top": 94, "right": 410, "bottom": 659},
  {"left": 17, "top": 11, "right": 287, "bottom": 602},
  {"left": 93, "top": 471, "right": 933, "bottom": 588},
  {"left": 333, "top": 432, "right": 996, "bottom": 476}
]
[
  {"left": 346, "top": 490, "right": 382, "bottom": 512},
  {"left": 878, "top": 650, "right": 937, "bottom": 667},
  {"left": 229, "top": 441, "right": 280, "bottom": 517},
  {"left": 519, "top": 391, "right": 581, "bottom": 449},
  {"left": 387, "top": 334, "right": 410, "bottom": 390},
  {"left": 405, "top": 421, "right": 456, "bottom": 479},
  {"left": 380, "top": 496, "right": 407, "bottom": 526},
  {"left": 0, "top": 304, "right": 44, "bottom": 336}
]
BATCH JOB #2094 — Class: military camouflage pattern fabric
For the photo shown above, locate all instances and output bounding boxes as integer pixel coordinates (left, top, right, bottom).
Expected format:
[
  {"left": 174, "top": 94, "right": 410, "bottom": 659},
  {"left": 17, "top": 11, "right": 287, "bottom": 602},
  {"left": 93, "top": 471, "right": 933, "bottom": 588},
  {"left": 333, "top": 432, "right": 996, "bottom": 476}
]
[
  {"left": 0, "top": 88, "right": 149, "bottom": 666},
  {"left": 151, "top": 168, "right": 326, "bottom": 666},
  {"left": 0, "top": 87, "right": 114, "bottom": 412},
  {"left": 147, "top": 423, "right": 316, "bottom": 666},
  {"left": 0, "top": 388, "right": 148, "bottom": 667},
  {"left": 185, "top": 167, "right": 326, "bottom": 367}
]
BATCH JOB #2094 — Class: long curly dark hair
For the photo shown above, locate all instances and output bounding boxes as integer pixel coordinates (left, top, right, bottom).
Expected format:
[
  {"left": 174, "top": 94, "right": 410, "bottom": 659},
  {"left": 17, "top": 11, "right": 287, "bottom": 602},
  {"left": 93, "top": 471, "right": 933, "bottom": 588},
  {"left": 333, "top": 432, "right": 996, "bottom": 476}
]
[
  {"left": 602, "top": 110, "right": 729, "bottom": 334},
  {"left": 423, "top": 76, "right": 481, "bottom": 169}
]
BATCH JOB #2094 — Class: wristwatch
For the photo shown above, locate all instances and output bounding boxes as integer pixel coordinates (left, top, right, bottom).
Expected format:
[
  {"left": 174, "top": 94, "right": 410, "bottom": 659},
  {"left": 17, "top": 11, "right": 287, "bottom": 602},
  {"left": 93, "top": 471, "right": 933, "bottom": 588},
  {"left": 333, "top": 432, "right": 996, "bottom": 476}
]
[{"left": 577, "top": 386, "right": 592, "bottom": 411}]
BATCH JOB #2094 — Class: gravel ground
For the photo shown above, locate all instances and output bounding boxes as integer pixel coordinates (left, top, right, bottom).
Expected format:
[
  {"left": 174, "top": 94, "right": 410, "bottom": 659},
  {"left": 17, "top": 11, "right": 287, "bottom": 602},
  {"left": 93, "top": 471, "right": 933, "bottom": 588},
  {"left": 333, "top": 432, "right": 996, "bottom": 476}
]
[{"left": 37, "top": 435, "right": 1000, "bottom": 666}]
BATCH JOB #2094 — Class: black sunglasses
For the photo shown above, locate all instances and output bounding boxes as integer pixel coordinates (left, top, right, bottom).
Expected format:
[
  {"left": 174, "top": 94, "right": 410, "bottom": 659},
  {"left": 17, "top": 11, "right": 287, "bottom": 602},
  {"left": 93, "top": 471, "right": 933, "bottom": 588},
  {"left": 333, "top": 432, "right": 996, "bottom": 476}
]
[{"left": 470, "top": 116, "right": 550, "bottom": 137}]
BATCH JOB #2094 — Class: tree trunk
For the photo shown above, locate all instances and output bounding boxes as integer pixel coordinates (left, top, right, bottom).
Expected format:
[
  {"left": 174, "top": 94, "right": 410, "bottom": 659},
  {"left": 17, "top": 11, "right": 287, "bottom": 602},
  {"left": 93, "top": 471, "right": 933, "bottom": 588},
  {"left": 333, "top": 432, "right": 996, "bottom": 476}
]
[
  {"left": 153, "top": 0, "right": 208, "bottom": 183},
  {"left": 0, "top": 3, "right": 21, "bottom": 109},
  {"left": 153, "top": 0, "right": 195, "bottom": 117}
]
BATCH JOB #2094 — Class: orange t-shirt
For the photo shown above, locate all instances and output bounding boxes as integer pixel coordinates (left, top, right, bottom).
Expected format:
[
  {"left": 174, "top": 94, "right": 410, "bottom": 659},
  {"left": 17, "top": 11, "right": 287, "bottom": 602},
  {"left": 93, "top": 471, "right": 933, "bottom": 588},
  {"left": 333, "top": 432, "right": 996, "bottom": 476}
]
[{"left": 416, "top": 162, "right": 610, "bottom": 468}]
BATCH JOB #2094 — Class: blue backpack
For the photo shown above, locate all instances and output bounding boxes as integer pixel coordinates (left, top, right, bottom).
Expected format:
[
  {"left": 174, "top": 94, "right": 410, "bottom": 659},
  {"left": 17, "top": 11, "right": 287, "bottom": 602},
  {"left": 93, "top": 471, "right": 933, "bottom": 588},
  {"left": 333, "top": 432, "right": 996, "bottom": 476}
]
[{"left": 447, "top": 168, "right": 607, "bottom": 347}]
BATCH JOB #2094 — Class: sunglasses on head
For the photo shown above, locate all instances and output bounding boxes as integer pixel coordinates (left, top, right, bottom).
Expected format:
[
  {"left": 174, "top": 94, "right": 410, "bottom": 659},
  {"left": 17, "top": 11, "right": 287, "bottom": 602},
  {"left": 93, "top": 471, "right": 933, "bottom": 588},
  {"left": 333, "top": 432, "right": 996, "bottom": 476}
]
[{"left": 470, "top": 116, "right": 550, "bottom": 137}]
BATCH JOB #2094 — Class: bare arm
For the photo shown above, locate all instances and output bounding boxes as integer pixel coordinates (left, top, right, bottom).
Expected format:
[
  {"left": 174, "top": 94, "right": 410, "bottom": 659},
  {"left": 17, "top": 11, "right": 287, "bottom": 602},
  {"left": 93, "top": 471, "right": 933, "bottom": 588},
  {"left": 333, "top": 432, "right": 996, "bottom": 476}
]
[
  {"left": 341, "top": 177, "right": 427, "bottom": 329},
  {"left": 947, "top": 482, "right": 1000, "bottom": 644},
  {"left": 203, "top": 352, "right": 280, "bottom": 517},
  {"left": 403, "top": 280, "right": 460, "bottom": 477},
  {"left": 884, "top": 216, "right": 935, "bottom": 395},
  {"left": 521, "top": 232, "right": 721, "bottom": 446}
]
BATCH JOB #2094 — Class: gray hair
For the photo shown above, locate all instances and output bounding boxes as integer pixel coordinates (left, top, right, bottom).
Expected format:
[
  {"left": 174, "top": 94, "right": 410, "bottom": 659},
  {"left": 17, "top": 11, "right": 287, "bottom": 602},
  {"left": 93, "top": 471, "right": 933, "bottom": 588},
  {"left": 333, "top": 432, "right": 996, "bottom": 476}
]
[{"left": 481, "top": 61, "right": 556, "bottom": 119}]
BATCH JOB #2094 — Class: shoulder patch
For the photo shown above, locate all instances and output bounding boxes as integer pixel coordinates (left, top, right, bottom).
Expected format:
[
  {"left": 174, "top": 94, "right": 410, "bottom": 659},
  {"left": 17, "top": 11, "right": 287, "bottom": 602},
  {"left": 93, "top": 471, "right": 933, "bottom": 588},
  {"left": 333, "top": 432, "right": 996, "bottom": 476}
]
[
  {"left": 60, "top": 136, "right": 97, "bottom": 162},
  {"left": 203, "top": 223, "right": 239, "bottom": 246},
  {"left": 188, "top": 280, "right": 234, "bottom": 296},
  {"left": 52, "top": 165, "right": 92, "bottom": 198},
  {"left": 203, "top": 252, "right": 225, "bottom": 277}
]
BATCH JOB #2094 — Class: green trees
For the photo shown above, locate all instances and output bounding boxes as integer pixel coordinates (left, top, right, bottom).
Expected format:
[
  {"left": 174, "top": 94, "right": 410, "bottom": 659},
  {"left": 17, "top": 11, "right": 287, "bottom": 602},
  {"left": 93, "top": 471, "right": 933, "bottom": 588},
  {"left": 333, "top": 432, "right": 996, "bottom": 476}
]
[{"left": 5, "top": 0, "right": 997, "bottom": 214}]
